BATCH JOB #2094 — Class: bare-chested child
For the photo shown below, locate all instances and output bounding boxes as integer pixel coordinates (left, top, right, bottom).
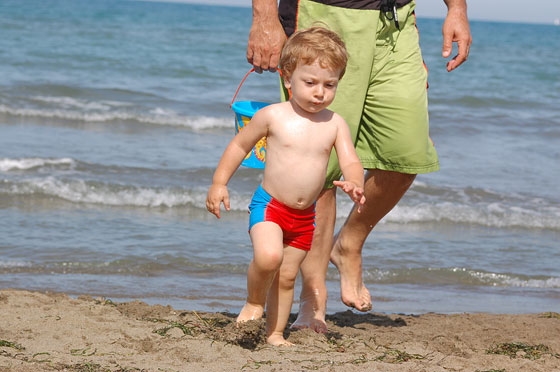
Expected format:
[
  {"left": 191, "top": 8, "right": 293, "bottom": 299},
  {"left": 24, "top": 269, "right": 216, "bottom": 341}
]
[{"left": 206, "top": 26, "right": 365, "bottom": 346}]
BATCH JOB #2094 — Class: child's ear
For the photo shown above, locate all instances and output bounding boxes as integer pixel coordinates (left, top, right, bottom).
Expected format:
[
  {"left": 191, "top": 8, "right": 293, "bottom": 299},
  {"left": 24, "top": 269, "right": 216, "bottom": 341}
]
[{"left": 282, "top": 76, "right": 291, "bottom": 90}]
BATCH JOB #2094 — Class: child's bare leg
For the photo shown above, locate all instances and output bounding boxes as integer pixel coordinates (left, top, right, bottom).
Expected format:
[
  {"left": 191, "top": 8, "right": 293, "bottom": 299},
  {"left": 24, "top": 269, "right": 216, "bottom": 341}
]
[
  {"left": 291, "top": 188, "right": 336, "bottom": 333},
  {"left": 237, "top": 222, "right": 284, "bottom": 323},
  {"left": 265, "top": 245, "right": 307, "bottom": 346}
]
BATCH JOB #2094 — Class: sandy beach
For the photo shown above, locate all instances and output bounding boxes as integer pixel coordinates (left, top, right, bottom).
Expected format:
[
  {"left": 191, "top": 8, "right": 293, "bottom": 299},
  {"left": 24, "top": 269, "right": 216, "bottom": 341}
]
[{"left": 0, "top": 289, "right": 558, "bottom": 371}]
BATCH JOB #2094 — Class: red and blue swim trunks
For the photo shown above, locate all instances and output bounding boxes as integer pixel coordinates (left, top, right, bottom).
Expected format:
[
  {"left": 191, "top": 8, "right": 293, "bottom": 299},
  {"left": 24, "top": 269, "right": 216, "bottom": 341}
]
[{"left": 248, "top": 185, "right": 316, "bottom": 251}]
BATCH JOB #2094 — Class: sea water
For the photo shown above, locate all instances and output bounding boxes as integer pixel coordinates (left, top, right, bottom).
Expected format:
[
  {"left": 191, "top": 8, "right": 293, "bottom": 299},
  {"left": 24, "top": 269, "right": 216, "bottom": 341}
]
[{"left": 1, "top": 0, "right": 559, "bottom": 314}]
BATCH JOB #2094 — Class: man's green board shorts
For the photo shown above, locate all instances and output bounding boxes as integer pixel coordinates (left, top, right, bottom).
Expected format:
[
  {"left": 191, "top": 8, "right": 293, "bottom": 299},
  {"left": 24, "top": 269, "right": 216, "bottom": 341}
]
[{"left": 279, "top": 0, "right": 439, "bottom": 188}]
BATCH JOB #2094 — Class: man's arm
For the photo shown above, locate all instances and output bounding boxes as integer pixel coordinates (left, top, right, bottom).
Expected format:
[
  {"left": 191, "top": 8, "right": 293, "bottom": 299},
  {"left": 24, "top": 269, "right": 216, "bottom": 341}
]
[
  {"left": 248, "top": 0, "right": 286, "bottom": 73},
  {"left": 442, "top": 0, "right": 472, "bottom": 72}
]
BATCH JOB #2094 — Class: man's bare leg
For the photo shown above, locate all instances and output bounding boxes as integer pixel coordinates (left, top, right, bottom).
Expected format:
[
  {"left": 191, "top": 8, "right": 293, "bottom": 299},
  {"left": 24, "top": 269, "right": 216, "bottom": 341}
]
[
  {"left": 290, "top": 188, "right": 337, "bottom": 334},
  {"left": 331, "top": 169, "right": 416, "bottom": 311}
]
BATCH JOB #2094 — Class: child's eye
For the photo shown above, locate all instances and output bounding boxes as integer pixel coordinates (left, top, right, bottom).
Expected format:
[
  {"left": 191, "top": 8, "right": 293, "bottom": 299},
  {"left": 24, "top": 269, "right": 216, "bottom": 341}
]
[{"left": 305, "top": 81, "right": 314, "bottom": 85}]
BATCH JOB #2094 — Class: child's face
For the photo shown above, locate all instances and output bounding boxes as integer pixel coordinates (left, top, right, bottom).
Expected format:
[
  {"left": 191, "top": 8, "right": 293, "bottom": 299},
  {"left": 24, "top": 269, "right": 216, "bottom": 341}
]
[{"left": 284, "top": 61, "right": 341, "bottom": 114}]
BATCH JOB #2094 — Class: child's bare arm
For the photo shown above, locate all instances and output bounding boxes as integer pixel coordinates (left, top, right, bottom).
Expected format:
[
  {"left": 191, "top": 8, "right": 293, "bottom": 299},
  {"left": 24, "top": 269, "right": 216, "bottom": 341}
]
[
  {"left": 333, "top": 179, "right": 365, "bottom": 212},
  {"left": 333, "top": 116, "right": 366, "bottom": 211},
  {"left": 206, "top": 109, "right": 269, "bottom": 218}
]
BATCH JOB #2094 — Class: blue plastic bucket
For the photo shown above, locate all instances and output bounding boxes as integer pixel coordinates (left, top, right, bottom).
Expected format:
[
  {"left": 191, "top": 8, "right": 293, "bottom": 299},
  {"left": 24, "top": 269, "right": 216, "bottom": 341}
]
[
  {"left": 231, "top": 101, "right": 270, "bottom": 169},
  {"left": 230, "top": 69, "right": 273, "bottom": 169}
]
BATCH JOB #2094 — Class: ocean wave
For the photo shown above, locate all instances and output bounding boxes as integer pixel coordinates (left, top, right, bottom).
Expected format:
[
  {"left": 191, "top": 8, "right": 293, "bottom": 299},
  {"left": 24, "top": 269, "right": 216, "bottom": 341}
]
[
  {"left": 0, "top": 103, "right": 231, "bottom": 130},
  {"left": 431, "top": 95, "right": 542, "bottom": 110},
  {"left": 1, "top": 177, "right": 205, "bottom": 208},
  {"left": 1, "top": 177, "right": 254, "bottom": 212},
  {"left": 466, "top": 269, "right": 560, "bottom": 289},
  {"left": 2, "top": 175, "right": 558, "bottom": 230},
  {"left": 3, "top": 258, "right": 556, "bottom": 290},
  {"left": 0, "top": 258, "right": 248, "bottom": 276},
  {"left": 383, "top": 202, "right": 560, "bottom": 230},
  {"left": 358, "top": 267, "right": 560, "bottom": 289},
  {"left": 333, "top": 200, "right": 560, "bottom": 230},
  {"left": 0, "top": 157, "right": 217, "bottom": 184},
  {"left": 0, "top": 260, "right": 33, "bottom": 269},
  {"left": 334, "top": 182, "right": 560, "bottom": 230},
  {"left": 0, "top": 157, "right": 75, "bottom": 172}
]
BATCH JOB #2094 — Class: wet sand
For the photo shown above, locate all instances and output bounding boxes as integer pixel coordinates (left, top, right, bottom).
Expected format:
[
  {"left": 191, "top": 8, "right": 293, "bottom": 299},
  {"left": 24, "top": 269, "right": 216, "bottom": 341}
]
[{"left": 1, "top": 289, "right": 559, "bottom": 371}]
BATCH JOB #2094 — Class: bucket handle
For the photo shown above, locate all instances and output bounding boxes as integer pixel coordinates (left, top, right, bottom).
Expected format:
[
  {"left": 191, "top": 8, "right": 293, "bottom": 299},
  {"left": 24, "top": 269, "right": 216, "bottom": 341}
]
[{"left": 229, "top": 68, "right": 289, "bottom": 108}]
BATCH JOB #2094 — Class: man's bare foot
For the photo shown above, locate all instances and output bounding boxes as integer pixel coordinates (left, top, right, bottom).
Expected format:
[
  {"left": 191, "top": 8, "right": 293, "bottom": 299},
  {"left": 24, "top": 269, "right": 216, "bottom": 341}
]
[
  {"left": 330, "top": 237, "right": 372, "bottom": 312},
  {"left": 236, "top": 302, "right": 264, "bottom": 323},
  {"left": 290, "top": 290, "right": 327, "bottom": 333},
  {"left": 267, "top": 334, "right": 293, "bottom": 346},
  {"left": 291, "top": 315, "right": 328, "bottom": 334}
]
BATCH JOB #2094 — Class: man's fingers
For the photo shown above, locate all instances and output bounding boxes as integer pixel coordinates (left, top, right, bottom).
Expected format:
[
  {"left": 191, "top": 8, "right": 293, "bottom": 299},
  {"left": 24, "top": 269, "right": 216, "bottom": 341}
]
[
  {"left": 268, "top": 32, "right": 287, "bottom": 71},
  {"left": 268, "top": 51, "right": 280, "bottom": 72},
  {"left": 458, "top": 37, "right": 470, "bottom": 59},
  {"left": 259, "top": 49, "right": 270, "bottom": 71},
  {"left": 247, "top": 46, "right": 264, "bottom": 73},
  {"left": 247, "top": 23, "right": 285, "bottom": 73},
  {"left": 442, "top": 34, "right": 453, "bottom": 58},
  {"left": 246, "top": 46, "right": 254, "bottom": 66},
  {"left": 454, "top": 39, "right": 469, "bottom": 67},
  {"left": 442, "top": 8, "right": 471, "bottom": 72},
  {"left": 252, "top": 51, "right": 263, "bottom": 74},
  {"left": 444, "top": 33, "right": 471, "bottom": 71}
]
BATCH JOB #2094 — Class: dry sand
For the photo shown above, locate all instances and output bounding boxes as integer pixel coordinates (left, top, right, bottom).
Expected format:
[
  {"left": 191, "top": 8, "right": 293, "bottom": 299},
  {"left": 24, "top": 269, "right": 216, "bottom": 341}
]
[{"left": 0, "top": 289, "right": 559, "bottom": 372}]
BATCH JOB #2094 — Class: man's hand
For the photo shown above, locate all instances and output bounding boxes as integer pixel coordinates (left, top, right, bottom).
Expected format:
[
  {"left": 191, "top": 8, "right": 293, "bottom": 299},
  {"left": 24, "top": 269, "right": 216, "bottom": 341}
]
[
  {"left": 248, "top": 0, "right": 286, "bottom": 73},
  {"left": 206, "top": 184, "right": 230, "bottom": 219},
  {"left": 442, "top": 1, "right": 472, "bottom": 72},
  {"left": 333, "top": 180, "right": 366, "bottom": 213}
]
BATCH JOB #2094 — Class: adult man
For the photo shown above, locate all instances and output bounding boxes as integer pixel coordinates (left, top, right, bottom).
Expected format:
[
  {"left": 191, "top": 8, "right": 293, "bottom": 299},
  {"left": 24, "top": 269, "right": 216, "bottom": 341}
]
[{"left": 246, "top": 0, "right": 472, "bottom": 332}]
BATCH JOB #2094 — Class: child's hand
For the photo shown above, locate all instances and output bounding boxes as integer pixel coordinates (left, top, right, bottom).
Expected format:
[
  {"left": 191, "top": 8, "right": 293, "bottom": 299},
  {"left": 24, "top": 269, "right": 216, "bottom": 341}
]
[
  {"left": 206, "top": 184, "right": 230, "bottom": 219},
  {"left": 333, "top": 180, "right": 366, "bottom": 213}
]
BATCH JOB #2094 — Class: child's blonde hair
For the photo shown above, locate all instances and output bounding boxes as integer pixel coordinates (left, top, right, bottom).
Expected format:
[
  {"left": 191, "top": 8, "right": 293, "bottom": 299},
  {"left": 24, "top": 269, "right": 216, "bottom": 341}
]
[{"left": 280, "top": 26, "right": 348, "bottom": 80}]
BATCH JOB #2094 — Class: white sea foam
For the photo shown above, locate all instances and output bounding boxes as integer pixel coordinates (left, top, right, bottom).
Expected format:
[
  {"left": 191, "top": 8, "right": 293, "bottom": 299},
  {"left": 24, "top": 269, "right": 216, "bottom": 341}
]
[
  {"left": 336, "top": 194, "right": 560, "bottom": 230},
  {"left": 361, "top": 267, "right": 560, "bottom": 288},
  {"left": 3, "top": 175, "right": 559, "bottom": 230},
  {"left": 466, "top": 269, "right": 560, "bottom": 289},
  {"left": 0, "top": 157, "right": 75, "bottom": 171},
  {"left": 33, "top": 95, "right": 130, "bottom": 110},
  {"left": 8, "top": 177, "right": 205, "bottom": 208},
  {"left": 386, "top": 202, "right": 560, "bottom": 230},
  {"left": 501, "top": 276, "right": 560, "bottom": 289},
  {"left": 0, "top": 104, "right": 230, "bottom": 129},
  {"left": 0, "top": 260, "right": 32, "bottom": 268}
]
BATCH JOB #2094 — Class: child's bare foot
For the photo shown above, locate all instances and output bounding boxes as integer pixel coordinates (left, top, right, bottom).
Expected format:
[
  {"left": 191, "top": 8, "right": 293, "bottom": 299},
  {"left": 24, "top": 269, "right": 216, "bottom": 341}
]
[
  {"left": 330, "top": 237, "right": 372, "bottom": 312},
  {"left": 267, "top": 334, "right": 293, "bottom": 346},
  {"left": 236, "top": 302, "right": 264, "bottom": 323}
]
